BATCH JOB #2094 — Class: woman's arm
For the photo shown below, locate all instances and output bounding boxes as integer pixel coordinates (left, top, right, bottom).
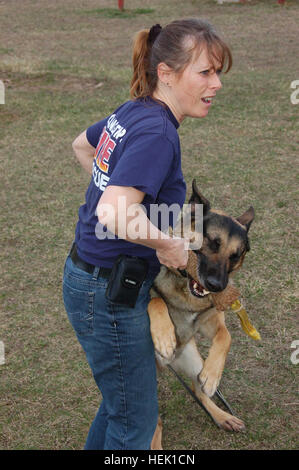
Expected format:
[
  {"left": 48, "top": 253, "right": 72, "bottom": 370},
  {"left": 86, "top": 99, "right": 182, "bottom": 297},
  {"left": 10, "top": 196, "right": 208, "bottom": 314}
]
[
  {"left": 72, "top": 130, "right": 95, "bottom": 175},
  {"left": 97, "top": 185, "right": 188, "bottom": 269}
]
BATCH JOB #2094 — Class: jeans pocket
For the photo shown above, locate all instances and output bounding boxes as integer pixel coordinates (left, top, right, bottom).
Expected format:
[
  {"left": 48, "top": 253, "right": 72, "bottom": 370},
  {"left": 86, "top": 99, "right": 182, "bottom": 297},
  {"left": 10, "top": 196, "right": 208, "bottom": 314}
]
[{"left": 63, "top": 282, "right": 95, "bottom": 337}]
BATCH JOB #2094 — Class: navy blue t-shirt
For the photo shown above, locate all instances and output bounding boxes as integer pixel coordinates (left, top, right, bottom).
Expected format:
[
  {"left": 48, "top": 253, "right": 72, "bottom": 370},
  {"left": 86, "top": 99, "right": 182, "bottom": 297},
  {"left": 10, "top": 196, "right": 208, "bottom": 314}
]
[{"left": 74, "top": 97, "right": 186, "bottom": 273}]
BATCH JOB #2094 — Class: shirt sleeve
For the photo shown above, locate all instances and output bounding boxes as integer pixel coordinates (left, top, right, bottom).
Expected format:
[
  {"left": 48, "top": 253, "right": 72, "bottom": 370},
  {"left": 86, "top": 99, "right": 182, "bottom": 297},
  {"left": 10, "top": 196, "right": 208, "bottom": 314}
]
[
  {"left": 86, "top": 118, "right": 107, "bottom": 148},
  {"left": 107, "top": 133, "right": 175, "bottom": 201}
]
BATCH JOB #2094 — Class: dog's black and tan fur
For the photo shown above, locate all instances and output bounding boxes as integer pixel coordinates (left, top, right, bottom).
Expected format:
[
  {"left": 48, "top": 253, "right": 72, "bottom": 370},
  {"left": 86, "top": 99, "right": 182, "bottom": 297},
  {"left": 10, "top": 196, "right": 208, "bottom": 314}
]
[{"left": 148, "top": 180, "right": 254, "bottom": 449}]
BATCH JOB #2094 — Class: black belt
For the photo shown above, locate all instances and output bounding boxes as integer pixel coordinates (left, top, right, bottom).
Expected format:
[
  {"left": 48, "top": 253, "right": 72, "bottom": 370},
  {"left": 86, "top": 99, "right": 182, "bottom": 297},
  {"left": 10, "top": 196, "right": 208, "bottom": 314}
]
[{"left": 70, "top": 243, "right": 112, "bottom": 279}]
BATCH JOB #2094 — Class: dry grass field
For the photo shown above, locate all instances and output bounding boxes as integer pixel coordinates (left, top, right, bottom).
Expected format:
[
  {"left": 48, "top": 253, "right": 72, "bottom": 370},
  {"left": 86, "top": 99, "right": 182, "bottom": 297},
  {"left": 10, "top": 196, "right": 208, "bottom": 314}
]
[{"left": 0, "top": 0, "right": 298, "bottom": 450}]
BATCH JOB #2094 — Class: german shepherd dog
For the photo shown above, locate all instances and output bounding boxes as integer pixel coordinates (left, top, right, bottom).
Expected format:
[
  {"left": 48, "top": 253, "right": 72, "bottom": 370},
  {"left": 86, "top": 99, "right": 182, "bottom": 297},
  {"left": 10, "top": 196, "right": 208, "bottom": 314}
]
[{"left": 148, "top": 180, "right": 254, "bottom": 449}]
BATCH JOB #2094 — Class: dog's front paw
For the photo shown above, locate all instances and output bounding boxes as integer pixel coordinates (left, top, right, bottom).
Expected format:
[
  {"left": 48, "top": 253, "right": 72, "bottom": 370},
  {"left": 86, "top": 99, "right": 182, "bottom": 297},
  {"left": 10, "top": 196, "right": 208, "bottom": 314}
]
[
  {"left": 154, "top": 333, "right": 176, "bottom": 361},
  {"left": 213, "top": 409, "right": 246, "bottom": 433},
  {"left": 198, "top": 361, "right": 223, "bottom": 397},
  {"left": 151, "top": 320, "right": 176, "bottom": 361},
  {"left": 148, "top": 298, "right": 177, "bottom": 361}
]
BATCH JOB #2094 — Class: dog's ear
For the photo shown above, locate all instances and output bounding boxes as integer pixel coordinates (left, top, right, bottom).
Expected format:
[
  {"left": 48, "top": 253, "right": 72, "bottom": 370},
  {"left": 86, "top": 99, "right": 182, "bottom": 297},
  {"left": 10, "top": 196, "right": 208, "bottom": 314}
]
[
  {"left": 189, "top": 179, "right": 211, "bottom": 216},
  {"left": 236, "top": 206, "right": 255, "bottom": 232}
]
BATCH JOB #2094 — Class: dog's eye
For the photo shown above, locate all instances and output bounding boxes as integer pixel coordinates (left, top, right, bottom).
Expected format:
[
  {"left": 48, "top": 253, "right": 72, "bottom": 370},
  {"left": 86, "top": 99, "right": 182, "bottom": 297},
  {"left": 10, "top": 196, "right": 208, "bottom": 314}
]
[
  {"left": 229, "top": 252, "right": 239, "bottom": 262},
  {"left": 208, "top": 237, "right": 221, "bottom": 252}
]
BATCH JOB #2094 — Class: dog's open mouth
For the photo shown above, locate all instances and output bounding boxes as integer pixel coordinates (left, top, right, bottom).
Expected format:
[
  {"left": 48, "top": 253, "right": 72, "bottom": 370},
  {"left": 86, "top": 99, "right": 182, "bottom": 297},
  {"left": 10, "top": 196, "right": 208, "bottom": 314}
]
[{"left": 189, "top": 279, "right": 210, "bottom": 298}]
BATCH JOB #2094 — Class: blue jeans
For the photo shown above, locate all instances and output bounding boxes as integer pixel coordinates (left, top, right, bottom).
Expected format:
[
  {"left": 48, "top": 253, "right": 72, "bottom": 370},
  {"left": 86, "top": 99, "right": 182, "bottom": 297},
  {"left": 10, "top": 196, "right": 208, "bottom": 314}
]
[{"left": 62, "top": 255, "right": 159, "bottom": 450}]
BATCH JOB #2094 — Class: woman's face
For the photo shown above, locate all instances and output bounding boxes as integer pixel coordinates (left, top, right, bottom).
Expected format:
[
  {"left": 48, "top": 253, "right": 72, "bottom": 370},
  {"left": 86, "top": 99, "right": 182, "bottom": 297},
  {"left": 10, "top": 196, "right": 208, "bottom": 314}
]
[{"left": 169, "top": 46, "right": 223, "bottom": 122}]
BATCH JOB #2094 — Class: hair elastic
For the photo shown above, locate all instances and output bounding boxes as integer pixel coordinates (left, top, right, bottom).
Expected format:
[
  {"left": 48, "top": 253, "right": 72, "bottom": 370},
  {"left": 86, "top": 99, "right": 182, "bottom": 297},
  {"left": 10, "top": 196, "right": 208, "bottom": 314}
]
[{"left": 148, "top": 24, "right": 162, "bottom": 46}]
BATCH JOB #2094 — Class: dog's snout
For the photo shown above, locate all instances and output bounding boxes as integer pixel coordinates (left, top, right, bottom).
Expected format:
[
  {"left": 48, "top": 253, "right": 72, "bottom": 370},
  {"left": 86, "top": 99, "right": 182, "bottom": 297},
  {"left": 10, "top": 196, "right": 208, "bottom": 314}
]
[{"left": 205, "top": 277, "right": 224, "bottom": 293}]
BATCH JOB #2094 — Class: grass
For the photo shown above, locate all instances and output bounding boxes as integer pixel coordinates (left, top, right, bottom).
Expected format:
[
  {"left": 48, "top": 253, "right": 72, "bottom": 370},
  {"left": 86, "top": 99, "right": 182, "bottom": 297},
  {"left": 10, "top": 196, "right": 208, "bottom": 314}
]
[
  {"left": 0, "top": 0, "right": 298, "bottom": 451},
  {"left": 80, "top": 8, "right": 155, "bottom": 18}
]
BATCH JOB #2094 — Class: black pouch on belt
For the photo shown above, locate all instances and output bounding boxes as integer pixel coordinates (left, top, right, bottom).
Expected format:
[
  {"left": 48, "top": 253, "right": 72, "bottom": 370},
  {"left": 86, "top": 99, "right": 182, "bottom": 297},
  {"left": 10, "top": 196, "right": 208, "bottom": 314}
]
[{"left": 105, "top": 254, "right": 149, "bottom": 308}]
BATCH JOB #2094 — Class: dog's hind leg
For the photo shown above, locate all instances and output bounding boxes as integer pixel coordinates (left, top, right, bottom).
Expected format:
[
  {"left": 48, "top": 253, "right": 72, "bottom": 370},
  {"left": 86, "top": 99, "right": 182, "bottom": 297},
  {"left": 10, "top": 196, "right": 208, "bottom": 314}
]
[
  {"left": 192, "top": 382, "right": 245, "bottom": 432},
  {"left": 151, "top": 416, "right": 163, "bottom": 450},
  {"left": 171, "top": 337, "right": 245, "bottom": 432}
]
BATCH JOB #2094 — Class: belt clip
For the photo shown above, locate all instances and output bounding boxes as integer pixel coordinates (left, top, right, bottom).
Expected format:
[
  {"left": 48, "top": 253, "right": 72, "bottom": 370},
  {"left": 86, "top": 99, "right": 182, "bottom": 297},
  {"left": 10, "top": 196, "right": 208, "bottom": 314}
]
[{"left": 92, "top": 266, "right": 100, "bottom": 280}]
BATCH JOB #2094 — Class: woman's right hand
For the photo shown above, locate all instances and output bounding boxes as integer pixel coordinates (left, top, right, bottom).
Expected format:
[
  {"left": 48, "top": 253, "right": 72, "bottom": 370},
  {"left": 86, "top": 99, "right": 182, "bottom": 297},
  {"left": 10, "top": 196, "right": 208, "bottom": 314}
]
[{"left": 156, "top": 236, "right": 189, "bottom": 269}]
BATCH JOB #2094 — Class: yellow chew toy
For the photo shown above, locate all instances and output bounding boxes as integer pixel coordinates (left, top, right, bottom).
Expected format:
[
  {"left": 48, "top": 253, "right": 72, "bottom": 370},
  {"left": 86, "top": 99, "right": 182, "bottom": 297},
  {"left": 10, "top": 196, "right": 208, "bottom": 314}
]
[
  {"left": 230, "top": 299, "right": 261, "bottom": 341},
  {"left": 211, "top": 287, "right": 261, "bottom": 341},
  {"left": 186, "top": 251, "right": 261, "bottom": 341}
]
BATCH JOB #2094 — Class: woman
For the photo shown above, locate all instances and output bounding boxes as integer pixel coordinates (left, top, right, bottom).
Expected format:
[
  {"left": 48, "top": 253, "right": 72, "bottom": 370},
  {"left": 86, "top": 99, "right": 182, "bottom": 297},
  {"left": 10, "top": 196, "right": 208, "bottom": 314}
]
[{"left": 63, "top": 19, "right": 232, "bottom": 450}]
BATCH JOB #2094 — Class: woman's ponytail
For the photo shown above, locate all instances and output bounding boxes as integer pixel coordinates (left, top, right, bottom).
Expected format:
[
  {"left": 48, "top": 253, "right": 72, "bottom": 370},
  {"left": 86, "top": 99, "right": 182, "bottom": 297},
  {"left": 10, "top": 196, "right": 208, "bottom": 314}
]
[
  {"left": 130, "top": 29, "right": 151, "bottom": 100},
  {"left": 130, "top": 24, "right": 162, "bottom": 100}
]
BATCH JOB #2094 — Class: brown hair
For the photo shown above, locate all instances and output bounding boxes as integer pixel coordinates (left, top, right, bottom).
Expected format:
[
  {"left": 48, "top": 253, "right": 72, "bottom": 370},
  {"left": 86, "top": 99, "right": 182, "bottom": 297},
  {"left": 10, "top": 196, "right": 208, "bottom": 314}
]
[{"left": 130, "top": 18, "right": 232, "bottom": 100}]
